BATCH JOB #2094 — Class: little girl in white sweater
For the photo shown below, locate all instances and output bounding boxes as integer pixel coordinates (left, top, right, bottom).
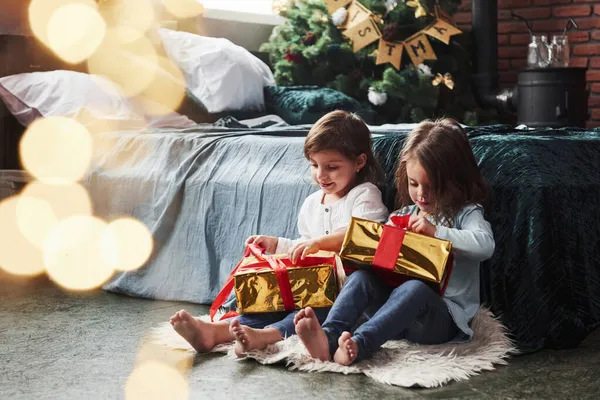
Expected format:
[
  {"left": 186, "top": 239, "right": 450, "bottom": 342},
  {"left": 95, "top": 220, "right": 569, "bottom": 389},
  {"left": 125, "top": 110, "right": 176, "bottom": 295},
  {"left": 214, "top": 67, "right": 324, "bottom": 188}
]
[{"left": 169, "top": 110, "right": 389, "bottom": 356}]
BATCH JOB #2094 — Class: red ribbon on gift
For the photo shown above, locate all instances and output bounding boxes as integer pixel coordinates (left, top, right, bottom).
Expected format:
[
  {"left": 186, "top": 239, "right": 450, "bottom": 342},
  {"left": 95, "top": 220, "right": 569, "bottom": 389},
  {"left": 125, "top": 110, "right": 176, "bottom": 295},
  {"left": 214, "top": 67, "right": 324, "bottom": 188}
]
[
  {"left": 210, "top": 244, "right": 334, "bottom": 321},
  {"left": 370, "top": 214, "right": 454, "bottom": 296},
  {"left": 262, "top": 248, "right": 295, "bottom": 313},
  {"left": 372, "top": 215, "right": 410, "bottom": 271},
  {"left": 390, "top": 215, "right": 411, "bottom": 229}
]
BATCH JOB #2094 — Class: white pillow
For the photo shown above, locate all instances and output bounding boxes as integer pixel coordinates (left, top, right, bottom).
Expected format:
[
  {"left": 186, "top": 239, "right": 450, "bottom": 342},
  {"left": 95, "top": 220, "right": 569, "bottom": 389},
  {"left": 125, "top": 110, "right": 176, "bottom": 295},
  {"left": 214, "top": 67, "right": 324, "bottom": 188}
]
[
  {"left": 158, "top": 29, "right": 275, "bottom": 114},
  {"left": 0, "top": 70, "right": 195, "bottom": 129}
]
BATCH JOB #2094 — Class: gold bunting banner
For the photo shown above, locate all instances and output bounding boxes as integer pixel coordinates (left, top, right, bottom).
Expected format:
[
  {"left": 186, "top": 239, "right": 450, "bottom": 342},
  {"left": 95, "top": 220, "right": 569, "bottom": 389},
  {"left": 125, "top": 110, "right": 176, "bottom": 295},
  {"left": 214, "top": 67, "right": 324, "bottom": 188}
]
[
  {"left": 342, "top": 0, "right": 372, "bottom": 29},
  {"left": 323, "top": 0, "right": 353, "bottom": 14},
  {"left": 424, "top": 18, "right": 463, "bottom": 45},
  {"left": 344, "top": 17, "right": 382, "bottom": 52},
  {"left": 322, "top": 0, "right": 463, "bottom": 68},
  {"left": 404, "top": 33, "right": 437, "bottom": 66},
  {"left": 376, "top": 40, "right": 403, "bottom": 70}
]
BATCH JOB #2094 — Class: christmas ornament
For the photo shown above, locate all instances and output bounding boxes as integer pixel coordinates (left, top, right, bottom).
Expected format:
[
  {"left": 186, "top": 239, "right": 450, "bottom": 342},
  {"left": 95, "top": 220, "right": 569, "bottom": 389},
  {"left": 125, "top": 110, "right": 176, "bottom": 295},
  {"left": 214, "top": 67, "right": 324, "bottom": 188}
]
[
  {"left": 331, "top": 7, "right": 348, "bottom": 27},
  {"left": 284, "top": 50, "right": 302, "bottom": 64},
  {"left": 368, "top": 87, "right": 388, "bottom": 106},
  {"left": 303, "top": 32, "right": 317, "bottom": 46},
  {"left": 417, "top": 63, "right": 432, "bottom": 76},
  {"left": 432, "top": 72, "right": 455, "bottom": 89},
  {"left": 406, "top": 0, "right": 428, "bottom": 19},
  {"left": 324, "top": 0, "right": 353, "bottom": 14},
  {"left": 382, "top": 23, "right": 398, "bottom": 42}
]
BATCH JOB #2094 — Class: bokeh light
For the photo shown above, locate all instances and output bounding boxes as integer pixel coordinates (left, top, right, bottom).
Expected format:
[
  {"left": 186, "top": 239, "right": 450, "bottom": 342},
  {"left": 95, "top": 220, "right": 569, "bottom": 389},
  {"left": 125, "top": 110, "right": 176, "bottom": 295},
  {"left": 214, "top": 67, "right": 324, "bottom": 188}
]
[
  {"left": 21, "top": 181, "right": 92, "bottom": 220},
  {"left": 47, "top": 3, "right": 106, "bottom": 64},
  {"left": 20, "top": 117, "right": 93, "bottom": 185},
  {"left": 0, "top": 197, "right": 46, "bottom": 276},
  {"left": 136, "top": 56, "right": 187, "bottom": 116},
  {"left": 29, "top": 0, "right": 97, "bottom": 48},
  {"left": 102, "top": 218, "right": 153, "bottom": 272},
  {"left": 100, "top": 0, "right": 156, "bottom": 40},
  {"left": 125, "top": 361, "right": 189, "bottom": 400},
  {"left": 43, "top": 216, "right": 115, "bottom": 291},
  {"left": 102, "top": 25, "right": 146, "bottom": 45},
  {"left": 16, "top": 196, "right": 59, "bottom": 249},
  {"left": 161, "top": 0, "right": 205, "bottom": 19},
  {"left": 89, "top": 133, "right": 124, "bottom": 169},
  {"left": 77, "top": 109, "right": 121, "bottom": 135},
  {"left": 87, "top": 32, "right": 159, "bottom": 97},
  {"left": 75, "top": 84, "right": 145, "bottom": 135}
]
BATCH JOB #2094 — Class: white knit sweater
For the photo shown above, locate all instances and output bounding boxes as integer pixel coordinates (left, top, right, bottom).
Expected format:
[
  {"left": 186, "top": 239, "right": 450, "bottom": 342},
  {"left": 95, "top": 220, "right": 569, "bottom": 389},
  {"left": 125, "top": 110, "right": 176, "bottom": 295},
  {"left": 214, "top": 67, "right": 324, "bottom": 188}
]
[{"left": 276, "top": 182, "right": 389, "bottom": 254}]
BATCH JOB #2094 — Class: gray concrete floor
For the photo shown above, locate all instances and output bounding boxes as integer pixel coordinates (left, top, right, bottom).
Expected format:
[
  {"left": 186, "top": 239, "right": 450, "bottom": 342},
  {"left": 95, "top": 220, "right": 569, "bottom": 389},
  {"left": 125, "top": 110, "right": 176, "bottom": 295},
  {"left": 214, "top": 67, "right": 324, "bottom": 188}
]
[{"left": 1, "top": 271, "right": 599, "bottom": 399}]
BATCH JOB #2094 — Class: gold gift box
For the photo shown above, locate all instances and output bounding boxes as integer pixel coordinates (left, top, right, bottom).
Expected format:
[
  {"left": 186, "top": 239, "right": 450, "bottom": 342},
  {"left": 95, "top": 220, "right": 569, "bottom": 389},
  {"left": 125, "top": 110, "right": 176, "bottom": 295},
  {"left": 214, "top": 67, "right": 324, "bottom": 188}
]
[
  {"left": 340, "top": 217, "right": 452, "bottom": 285},
  {"left": 234, "top": 254, "right": 337, "bottom": 314}
]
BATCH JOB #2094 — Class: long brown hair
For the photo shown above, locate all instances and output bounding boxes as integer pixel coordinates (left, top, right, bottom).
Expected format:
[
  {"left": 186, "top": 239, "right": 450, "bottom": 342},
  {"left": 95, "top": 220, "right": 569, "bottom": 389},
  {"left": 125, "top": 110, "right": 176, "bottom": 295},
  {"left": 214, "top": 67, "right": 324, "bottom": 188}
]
[
  {"left": 395, "top": 118, "right": 489, "bottom": 226},
  {"left": 304, "top": 110, "right": 384, "bottom": 185}
]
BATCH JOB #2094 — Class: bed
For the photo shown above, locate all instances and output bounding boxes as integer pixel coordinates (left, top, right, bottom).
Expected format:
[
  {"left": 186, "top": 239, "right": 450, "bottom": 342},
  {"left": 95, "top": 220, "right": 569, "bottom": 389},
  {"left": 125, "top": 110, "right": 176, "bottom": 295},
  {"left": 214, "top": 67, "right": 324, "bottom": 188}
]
[
  {"left": 85, "top": 120, "right": 600, "bottom": 356},
  {"left": 1, "top": 30, "right": 599, "bottom": 356}
]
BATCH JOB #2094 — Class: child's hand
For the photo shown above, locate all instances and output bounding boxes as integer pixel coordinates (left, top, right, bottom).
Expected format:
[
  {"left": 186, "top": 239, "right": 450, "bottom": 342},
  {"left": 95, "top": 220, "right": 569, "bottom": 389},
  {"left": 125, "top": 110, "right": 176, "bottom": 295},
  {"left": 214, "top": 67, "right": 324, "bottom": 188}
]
[
  {"left": 408, "top": 215, "right": 437, "bottom": 237},
  {"left": 245, "top": 235, "right": 278, "bottom": 254},
  {"left": 288, "top": 239, "right": 321, "bottom": 264}
]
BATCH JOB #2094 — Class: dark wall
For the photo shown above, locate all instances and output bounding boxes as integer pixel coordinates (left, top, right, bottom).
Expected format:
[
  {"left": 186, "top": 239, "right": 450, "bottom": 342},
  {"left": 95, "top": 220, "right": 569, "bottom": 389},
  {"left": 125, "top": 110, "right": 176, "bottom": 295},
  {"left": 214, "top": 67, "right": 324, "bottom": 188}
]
[
  {"left": 0, "top": 0, "right": 31, "bottom": 35},
  {"left": 454, "top": 0, "right": 600, "bottom": 128}
]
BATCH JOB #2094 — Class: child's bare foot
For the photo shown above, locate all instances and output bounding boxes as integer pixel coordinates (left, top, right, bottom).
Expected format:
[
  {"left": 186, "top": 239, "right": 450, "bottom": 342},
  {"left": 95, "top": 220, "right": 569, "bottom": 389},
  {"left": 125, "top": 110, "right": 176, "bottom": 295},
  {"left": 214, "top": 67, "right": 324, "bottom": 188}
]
[
  {"left": 229, "top": 320, "right": 282, "bottom": 358},
  {"left": 169, "top": 310, "right": 225, "bottom": 352},
  {"left": 333, "top": 331, "right": 358, "bottom": 366},
  {"left": 294, "top": 307, "right": 330, "bottom": 361}
]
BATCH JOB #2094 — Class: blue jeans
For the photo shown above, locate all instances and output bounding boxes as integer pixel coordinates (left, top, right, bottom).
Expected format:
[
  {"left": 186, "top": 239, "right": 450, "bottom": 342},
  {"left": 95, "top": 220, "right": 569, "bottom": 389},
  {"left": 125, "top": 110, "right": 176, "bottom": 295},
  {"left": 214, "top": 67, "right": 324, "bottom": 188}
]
[
  {"left": 322, "top": 270, "right": 459, "bottom": 361},
  {"left": 235, "top": 307, "right": 331, "bottom": 338}
]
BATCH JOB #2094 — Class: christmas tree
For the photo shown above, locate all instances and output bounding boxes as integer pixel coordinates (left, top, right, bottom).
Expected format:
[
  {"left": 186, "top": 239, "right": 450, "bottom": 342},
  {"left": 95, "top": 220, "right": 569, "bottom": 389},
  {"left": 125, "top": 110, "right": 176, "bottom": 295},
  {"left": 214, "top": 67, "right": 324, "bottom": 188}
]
[{"left": 261, "top": 0, "right": 488, "bottom": 125}]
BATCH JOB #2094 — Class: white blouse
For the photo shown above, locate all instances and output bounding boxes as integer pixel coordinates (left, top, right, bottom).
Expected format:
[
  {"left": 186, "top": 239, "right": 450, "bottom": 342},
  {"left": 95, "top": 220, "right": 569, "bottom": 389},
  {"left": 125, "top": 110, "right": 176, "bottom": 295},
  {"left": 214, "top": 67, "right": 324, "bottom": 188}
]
[{"left": 276, "top": 182, "right": 389, "bottom": 254}]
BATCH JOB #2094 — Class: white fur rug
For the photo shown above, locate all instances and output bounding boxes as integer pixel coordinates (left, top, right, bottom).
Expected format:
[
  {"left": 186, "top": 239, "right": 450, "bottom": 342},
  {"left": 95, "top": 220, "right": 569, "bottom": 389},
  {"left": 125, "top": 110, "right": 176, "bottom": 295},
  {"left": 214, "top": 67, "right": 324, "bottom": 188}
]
[{"left": 150, "top": 308, "right": 516, "bottom": 388}]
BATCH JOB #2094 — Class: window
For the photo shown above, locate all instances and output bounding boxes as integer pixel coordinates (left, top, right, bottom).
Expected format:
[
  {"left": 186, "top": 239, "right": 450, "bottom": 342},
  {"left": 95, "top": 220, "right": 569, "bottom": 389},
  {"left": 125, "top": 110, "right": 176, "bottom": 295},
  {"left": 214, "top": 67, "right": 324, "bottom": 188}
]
[
  {"left": 202, "top": 1, "right": 278, "bottom": 15},
  {"left": 200, "top": 0, "right": 284, "bottom": 26}
]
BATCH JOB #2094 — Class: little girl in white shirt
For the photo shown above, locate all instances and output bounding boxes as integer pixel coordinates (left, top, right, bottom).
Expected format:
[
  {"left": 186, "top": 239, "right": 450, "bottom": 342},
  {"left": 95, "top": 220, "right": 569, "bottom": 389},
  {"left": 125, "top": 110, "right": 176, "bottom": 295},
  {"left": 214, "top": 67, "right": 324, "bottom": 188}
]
[{"left": 169, "top": 110, "right": 389, "bottom": 356}]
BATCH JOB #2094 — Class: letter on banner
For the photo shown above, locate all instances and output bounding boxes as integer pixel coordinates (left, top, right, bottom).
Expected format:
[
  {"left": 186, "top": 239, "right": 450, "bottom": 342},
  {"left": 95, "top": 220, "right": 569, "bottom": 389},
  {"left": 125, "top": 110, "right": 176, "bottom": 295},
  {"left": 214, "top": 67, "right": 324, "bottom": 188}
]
[
  {"left": 405, "top": 33, "right": 437, "bottom": 66},
  {"left": 376, "top": 40, "right": 403, "bottom": 70},
  {"left": 343, "top": 17, "right": 382, "bottom": 52},
  {"left": 424, "top": 18, "right": 462, "bottom": 45},
  {"left": 342, "top": 1, "right": 372, "bottom": 29}
]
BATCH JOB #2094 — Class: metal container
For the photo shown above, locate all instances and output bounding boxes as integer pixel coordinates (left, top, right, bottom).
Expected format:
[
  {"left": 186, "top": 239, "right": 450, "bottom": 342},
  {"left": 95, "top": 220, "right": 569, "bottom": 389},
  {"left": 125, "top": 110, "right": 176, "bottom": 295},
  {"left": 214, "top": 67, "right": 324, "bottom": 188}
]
[{"left": 516, "top": 67, "right": 588, "bottom": 128}]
